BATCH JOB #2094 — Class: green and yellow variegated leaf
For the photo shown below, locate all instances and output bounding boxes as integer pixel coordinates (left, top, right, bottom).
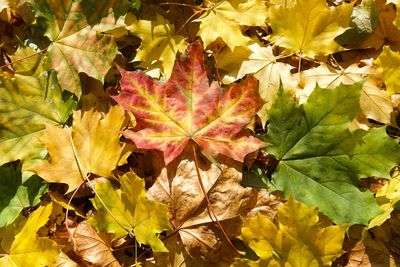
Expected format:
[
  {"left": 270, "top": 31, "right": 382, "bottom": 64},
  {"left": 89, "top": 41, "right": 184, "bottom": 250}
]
[
  {"left": 0, "top": 47, "right": 76, "bottom": 174},
  {"left": 29, "top": 0, "right": 119, "bottom": 95},
  {"left": 88, "top": 172, "right": 171, "bottom": 253},
  {"left": 232, "top": 197, "right": 347, "bottom": 266}
]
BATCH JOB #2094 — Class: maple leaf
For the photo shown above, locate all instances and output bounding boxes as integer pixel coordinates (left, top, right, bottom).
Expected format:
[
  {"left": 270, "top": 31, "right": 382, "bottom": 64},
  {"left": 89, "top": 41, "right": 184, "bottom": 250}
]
[
  {"left": 258, "top": 83, "right": 400, "bottom": 224},
  {"left": 194, "top": 0, "right": 268, "bottom": 50},
  {"left": 374, "top": 45, "right": 400, "bottom": 94},
  {"left": 70, "top": 221, "right": 120, "bottom": 267},
  {"left": 367, "top": 170, "right": 400, "bottom": 229},
  {"left": 0, "top": 163, "right": 47, "bottom": 228},
  {"left": 268, "top": 0, "right": 353, "bottom": 57},
  {"left": 232, "top": 197, "right": 348, "bottom": 266},
  {"left": 29, "top": 0, "right": 119, "bottom": 95},
  {"left": 88, "top": 172, "right": 171, "bottom": 252},
  {"left": 0, "top": 203, "right": 60, "bottom": 267},
  {"left": 113, "top": 41, "right": 265, "bottom": 164},
  {"left": 0, "top": 46, "right": 76, "bottom": 174},
  {"left": 147, "top": 157, "right": 275, "bottom": 264},
  {"left": 31, "top": 105, "right": 133, "bottom": 193},
  {"left": 126, "top": 12, "right": 187, "bottom": 78}
]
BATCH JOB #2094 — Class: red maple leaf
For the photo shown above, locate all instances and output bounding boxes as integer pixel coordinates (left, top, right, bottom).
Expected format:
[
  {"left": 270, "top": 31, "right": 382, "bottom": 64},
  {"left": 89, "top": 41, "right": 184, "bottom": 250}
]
[{"left": 112, "top": 41, "right": 265, "bottom": 164}]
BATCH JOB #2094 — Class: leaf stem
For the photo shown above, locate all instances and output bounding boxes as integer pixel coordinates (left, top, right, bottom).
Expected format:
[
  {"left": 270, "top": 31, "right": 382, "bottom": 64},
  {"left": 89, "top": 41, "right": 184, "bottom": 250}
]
[
  {"left": 66, "top": 126, "right": 128, "bottom": 232},
  {"left": 0, "top": 47, "right": 48, "bottom": 70},
  {"left": 190, "top": 142, "right": 242, "bottom": 255}
]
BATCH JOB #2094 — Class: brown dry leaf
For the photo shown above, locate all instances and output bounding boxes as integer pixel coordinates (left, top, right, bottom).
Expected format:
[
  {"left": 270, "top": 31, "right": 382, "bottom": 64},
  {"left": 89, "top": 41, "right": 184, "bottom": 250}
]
[
  {"left": 340, "top": 211, "right": 400, "bottom": 266},
  {"left": 358, "top": 0, "right": 400, "bottom": 51},
  {"left": 69, "top": 221, "right": 120, "bottom": 267},
  {"left": 293, "top": 63, "right": 393, "bottom": 124},
  {"left": 147, "top": 156, "right": 280, "bottom": 265}
]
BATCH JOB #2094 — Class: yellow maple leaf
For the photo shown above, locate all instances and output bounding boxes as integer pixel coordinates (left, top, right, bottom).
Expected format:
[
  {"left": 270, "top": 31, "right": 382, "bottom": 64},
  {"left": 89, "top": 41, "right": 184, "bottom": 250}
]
[
  {"left": 368, "top": 170, "right": 400, "bottom": 229},
  {"left": 32, "top": 105, "right": 134, "bottom": 193},
  {"left": 268, "top": 0, "right": 353, "bottom": 57},
  {"left": 232, "top": 197, "right": 347, "bottom": 266},
  {"left": 194, "top": 0, "right": 268, "bottom": 50},
  {"left": 0, "top": 203, "right": 60, "bottom": 267},
  {"left": 374, "top": 45, "right": 400, "bottom": 94},
  {"left": 126, "top": 13, "right": 187, "bottom": 78}
]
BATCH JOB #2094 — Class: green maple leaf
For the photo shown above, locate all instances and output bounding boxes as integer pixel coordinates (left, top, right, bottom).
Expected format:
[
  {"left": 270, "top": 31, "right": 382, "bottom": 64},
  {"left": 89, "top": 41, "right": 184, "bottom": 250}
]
[
  {"left": 0, "top": 163, "right": 47, "bottom": 228},
  {"left": 88, "top": 172, "right": 171, "bottom": 252},
  {"left": 258, "top": 83, "right": 400, "bottom": 225}
]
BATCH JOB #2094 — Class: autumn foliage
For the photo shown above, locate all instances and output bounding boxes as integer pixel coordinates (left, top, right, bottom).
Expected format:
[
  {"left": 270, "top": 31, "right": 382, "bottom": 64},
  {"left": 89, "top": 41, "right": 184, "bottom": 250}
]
[{"left": 2, "top": 0, "right": 400, "bottom": 266}]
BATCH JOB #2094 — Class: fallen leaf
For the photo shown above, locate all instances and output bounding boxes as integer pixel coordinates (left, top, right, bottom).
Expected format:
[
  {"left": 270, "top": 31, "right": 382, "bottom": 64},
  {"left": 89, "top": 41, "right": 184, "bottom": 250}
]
[
  {"left": 367, "top": 169, "right": 400, "bottom": 229},
  {"left": 0, "top": 46, "right": 76, "bottom": 174},
  {"left": 147, "top": 157, "right": 268, "bottom": 264},
  {"left": 126, "top": 12, "right": 187, "bottom": 78},
  {"left": 374, "top": 45, "right": 400, "bottom": 94},
  {"left": 88, "top": 172, "right": 171, "bottom": 252},
  {"left": 0, "top": 203, "right": 61, "bottom": 267},
  {"left": 217, "top": 41, "right": 296, "bottom": 126},
  {"left": 232, "top": 197, "right": 348, "bottom": 266},
  {"left": 358, "top": 0, "right": 400, "bottom": 51},
  {"left": 268, "top": 0, "right": 353, "bottom": 57},
  {"left": 70, "top": 221, "right": 120, "bottom": 267},
  {"left": 293, "top": 63, "right": 393, "bottom": 124},
  {"left": 0, "top": 162, "right": 47, "bottom": 227},
  {"left": 261, "top": 83, "right": 400, "bottom": 224},
  {"left": 194, "top": 0, "right": 268, "bottom": 50},
  {"left": 112, "top": 41, "right": 265, "bottom": 164},
  {"left": 32, "top": 105, "right": 133, "bottom": 193},
  {"left": 29, "top": 0, "right": 119, "bottom": 95}
]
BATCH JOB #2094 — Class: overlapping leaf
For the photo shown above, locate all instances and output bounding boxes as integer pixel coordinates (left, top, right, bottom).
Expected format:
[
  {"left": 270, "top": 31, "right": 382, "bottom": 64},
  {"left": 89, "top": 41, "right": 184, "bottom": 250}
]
[
  {"left": 232, "top": 197, "right": 347, "bottom": 266},
  {"left": 0, "top": 203, "right": 60, "bottom": 267},
  {"left": 375, "top": 45, "right": 400, "bottom": 94},
  {"left": 126, "top": 12, "right": 187, "bottom": 78},
  {"left": 268, "top": 0, "right": 353, "bottom": 57},
  {"left": 259, "top": 83, "right": 400, "bottom": 224},
  {"left": 113, "top": 41, "right": 264, "bottom": 164},
  {"left": 70, "top": 221, "right": 120, "bottom": 267},
  {"left": 88, "top": 172, "right": 171, "bottom": 252},
  {"left": 0, "top": 46, "right": 76, "bottom": 173},
  {"left": 32, "top": 105, "right": 133, "bottom": 193},
  {"left": 194, "top": 0, "right": 268, "bottom": 50},
  {"left": 29, "top": 0, "right": 119, "bottom": 95},
  {"left": 0, "top": 163, "right": 47, "bottom": 228},
  {"left": 147, "top": 157, "right": 268, "bottom": 264}
]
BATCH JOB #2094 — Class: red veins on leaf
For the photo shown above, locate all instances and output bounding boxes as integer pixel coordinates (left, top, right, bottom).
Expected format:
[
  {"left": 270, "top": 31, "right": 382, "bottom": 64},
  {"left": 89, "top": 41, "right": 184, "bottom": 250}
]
[{"left": 112, "top": 41, "right": 265, "bottom": 164}]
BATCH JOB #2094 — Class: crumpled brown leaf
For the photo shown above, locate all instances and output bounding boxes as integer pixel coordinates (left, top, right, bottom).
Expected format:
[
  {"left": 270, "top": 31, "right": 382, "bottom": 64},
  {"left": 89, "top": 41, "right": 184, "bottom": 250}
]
[
  {"left": 338, "top": 210, "right": 400, "bottom": 266},
  {"left": 147, "top": 155, "right": 282, "bottom": 265},
  {"left": 69, "top": 221, "right": 120, "bottom": 267}
]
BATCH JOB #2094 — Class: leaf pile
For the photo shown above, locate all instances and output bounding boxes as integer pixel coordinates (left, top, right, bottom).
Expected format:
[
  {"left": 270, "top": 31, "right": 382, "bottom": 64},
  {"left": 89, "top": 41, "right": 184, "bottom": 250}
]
[{"left": 1, "top": 0, "right": 400, "bottom": 266}]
